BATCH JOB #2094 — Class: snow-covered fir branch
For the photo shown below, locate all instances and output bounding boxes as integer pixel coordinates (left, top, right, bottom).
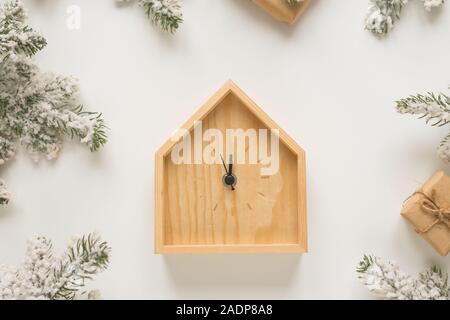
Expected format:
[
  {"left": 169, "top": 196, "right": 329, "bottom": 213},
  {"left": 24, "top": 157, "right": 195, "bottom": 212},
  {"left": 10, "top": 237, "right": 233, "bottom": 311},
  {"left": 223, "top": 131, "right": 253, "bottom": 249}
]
[
  {"left": 0, "top": 179, "right": 10, "bottom": 205},
  {"left": 365, "top": 0, "right": 445, "bottom": 36},
  {"left": 357, "top": 255, "right": 449, "bottom": 300},
  {"left": 0, "top": 0, "right": 47, "bottom": 58},
  {"left": 0, "top": 0, "right": 107, "bottom": 205},
  {"left": 140, "top": 0, "right": 183, "bottom": 33},
  {"left": 365, "top": 0, "right": 408, "bottom": 35},
  {"left": 286, "top": 0, "right": 303, "bottom": 6},
  {"left": 116, "top": 0, "right": 183, "bottom": 33},
  {"left": 439, "top": 133, "right": 450, "bottom": 162},
  {"left": 422, "top": 0, "right": 445, "bottom": 11},
  {"left": 0, "top": 233, "right": 110, "bottom": 300},
  {"left": 396, "top": 90, "right": 450, "bottom": 163}
]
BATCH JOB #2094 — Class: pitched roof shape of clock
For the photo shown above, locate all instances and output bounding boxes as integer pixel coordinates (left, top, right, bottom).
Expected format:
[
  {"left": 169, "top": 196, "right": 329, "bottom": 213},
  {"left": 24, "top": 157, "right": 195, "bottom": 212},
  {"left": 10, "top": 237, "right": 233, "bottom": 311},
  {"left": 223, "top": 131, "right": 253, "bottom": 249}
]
[
  {"left": 252, "top": 0, "right": 310, "bottom": 25},
  {"left": 155, "top": 81, "right": 307, "bottom": 254}
]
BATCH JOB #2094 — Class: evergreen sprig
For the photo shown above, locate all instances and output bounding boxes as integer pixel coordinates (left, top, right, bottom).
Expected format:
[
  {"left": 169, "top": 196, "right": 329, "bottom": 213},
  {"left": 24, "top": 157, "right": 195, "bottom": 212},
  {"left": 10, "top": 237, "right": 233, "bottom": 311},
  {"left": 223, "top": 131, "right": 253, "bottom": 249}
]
[
  {"left": 397, "top": 92, "right": 450, "bottom": 126},
  {"left": 59, "top": 105, "right": 108, "bottom": 152},
  {"left": 287, "top": 0, "right": 302, "bottom": 6},
  {"left": 51, "top": 234, "right": 110, "bottom": 300},
  {"left": 118, "top": 0, "right": 183, "bottom": 33},
  {"left": 0, "top": 233, "right": 110, "bottom": 300},
  {"left": 357, "top": 254, "right": 449, "bottom": 300},
  {"left": 0, "top": 0, "right": 108, "bottom": 205},
  {"left": 365, "top": 0, "right": 445, "bottom": 36},
  {"left": 365, "top": 0, "right": 407, "bottom": 36},
  {"left": 356, "top": 254, "right": 374, "bottom": 273},
  {"left": 0, "top": 0, "right": 47, "bottom": 59},
  {"left": 140, "top": 0, "right": 183, "bottom": 34},
  {"left": 0, "top": 179, "right": 9, "bottom": 205},
  {"left": 396, "top": 89, "right": 450, "bottom": 163},
  {"left": 419, "top": 266, "right": 450, "bottom": 298}
]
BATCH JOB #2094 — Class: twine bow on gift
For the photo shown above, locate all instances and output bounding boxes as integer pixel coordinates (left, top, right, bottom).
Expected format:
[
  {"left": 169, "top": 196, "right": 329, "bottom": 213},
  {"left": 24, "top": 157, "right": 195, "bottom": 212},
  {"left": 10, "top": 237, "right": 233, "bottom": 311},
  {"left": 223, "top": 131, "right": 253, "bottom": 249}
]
[{"left": 413, "top": 192, "right": 450, "bottom": 233}]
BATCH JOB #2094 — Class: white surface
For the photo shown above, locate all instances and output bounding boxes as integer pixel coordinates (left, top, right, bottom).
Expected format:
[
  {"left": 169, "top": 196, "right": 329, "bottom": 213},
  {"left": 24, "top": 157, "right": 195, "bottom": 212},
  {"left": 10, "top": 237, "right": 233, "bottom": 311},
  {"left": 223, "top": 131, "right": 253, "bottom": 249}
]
[{"left": 1, "top": 0, "right": 449, "bottom": 299}]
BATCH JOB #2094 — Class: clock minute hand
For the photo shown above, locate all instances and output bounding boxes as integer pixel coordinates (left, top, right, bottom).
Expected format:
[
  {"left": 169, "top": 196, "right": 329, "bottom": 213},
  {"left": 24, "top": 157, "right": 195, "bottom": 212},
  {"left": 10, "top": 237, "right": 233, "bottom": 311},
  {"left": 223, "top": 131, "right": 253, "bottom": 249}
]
[{"left": 220, "top": 155, "right": 229, "bottom": 175}]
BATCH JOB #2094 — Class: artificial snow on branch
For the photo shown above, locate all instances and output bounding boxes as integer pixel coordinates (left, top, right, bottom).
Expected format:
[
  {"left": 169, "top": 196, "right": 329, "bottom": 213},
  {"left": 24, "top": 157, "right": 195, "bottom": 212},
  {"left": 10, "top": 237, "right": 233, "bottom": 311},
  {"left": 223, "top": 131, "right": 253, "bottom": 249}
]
[
  {"left": 0, "top": 179, "right": 10, "bottom": 205},
  {"left": 365, "top": 0, "right": 408, "bottom": 35},
  {"left": 423, "top": 0, "right": 446, "bottom": 11},
  {"left": 365, "top": 0, "right": 445, "bottom": 36},
  {"left": 357, "top": 255, "right": 449, "bottom": 300},
  {"left": 116, "top": 0, "right": 183, "bottom": 33},
  {"left": 396, "top": 89, "right": 450, "bottom": 163},
  {"left": 286, "top": 0, "right": 303, "bottom": 5},
  {"left": 0, "top": 0, "right": 107, "bottom": 205},
  {"left": 0, "top": 233, "right": 110, "bottom": 300}
]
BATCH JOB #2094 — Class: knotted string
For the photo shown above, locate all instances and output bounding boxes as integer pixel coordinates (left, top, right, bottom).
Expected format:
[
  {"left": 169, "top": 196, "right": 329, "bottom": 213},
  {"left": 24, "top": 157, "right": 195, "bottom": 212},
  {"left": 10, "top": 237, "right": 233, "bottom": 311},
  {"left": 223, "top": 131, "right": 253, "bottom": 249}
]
[{"left": 412, "top": 191, "right": 450, "bottom": 233}]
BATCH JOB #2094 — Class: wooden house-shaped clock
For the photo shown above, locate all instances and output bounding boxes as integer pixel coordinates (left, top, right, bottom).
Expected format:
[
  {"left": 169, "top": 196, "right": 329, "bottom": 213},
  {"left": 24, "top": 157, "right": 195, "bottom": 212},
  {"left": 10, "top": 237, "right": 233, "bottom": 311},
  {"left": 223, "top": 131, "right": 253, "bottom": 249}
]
[
  {"left": 252, "top": 0, "right": 310, "bottom": 25},
  {"left": 155, "top": 81, "right": 307, "bottom": 254}
]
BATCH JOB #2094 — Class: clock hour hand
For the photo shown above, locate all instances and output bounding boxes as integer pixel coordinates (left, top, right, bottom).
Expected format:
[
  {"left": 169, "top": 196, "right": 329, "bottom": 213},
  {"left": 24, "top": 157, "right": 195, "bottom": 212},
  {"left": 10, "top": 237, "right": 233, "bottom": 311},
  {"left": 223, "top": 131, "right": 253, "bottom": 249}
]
[
  {"left": 228, "top": 155, "right": 235, "bottom": 190},
  {"left": 228, "top": 154, "right": 233, "bottom": 176}
]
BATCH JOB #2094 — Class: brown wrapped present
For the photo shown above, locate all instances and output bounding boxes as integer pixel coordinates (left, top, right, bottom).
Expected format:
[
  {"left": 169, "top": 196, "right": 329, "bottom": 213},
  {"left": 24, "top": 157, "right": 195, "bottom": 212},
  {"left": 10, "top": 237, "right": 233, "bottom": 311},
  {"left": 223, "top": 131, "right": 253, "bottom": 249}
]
[
  {"left": 252, "top": 0, "right": 310, "bottom": 25},
  {"left": 401, "top": 171, "right": 450, "bottom": 256}
]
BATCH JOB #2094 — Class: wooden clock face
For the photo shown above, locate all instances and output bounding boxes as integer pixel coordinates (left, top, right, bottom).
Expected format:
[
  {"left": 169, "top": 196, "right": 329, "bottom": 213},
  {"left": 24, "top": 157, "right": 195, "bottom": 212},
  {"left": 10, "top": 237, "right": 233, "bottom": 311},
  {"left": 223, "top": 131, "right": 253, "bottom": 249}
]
[{"left": 155, "top": 82, "right": 306, "bottom": 254}]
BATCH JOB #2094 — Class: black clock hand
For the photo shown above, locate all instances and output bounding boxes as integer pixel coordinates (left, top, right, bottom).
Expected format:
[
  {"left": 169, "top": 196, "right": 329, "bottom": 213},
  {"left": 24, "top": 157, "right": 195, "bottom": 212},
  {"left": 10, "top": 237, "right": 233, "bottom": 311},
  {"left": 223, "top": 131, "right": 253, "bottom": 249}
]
[
  {"left": 220, "top": 154, "right": 235, "bottom": 191},
  {"left": 220, "top": 154, "right": 229, "bottom": 175},
  {"left": 228, "top": 155, "right": 235, "bottom": 191}
]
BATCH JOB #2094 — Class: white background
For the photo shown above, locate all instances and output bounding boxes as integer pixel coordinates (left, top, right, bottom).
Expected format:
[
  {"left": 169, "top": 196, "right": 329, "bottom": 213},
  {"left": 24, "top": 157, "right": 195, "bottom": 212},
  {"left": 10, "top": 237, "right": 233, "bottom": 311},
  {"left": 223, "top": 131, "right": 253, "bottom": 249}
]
[{"left": 0, "top": 0, "right": 449, "bottom": 299}]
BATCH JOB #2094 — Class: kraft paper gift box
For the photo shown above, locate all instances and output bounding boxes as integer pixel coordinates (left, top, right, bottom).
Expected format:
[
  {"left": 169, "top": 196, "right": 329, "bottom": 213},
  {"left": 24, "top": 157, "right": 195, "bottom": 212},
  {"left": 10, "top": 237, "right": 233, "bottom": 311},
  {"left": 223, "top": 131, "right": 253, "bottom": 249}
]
[
  {"left": 401, "top": 171, "right": 450, "bottom": 256},
  {"left": 252, "top": 0, "right": 310, "bottom": 25}
]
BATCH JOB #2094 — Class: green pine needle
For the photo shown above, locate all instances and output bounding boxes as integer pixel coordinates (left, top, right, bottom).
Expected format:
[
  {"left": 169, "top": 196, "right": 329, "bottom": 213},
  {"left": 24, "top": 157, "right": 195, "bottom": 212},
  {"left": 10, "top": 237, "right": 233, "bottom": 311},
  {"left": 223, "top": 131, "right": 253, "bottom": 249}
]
[
  {"left": 357, "top": 254, "right": 374, "bottom": 273},
  {"left": 51, "top": 233, "right": 110, "bottom": 300},
  {"left": 142, "top": 2, "right": 182, "bottom": 34},
  {"left": 287, "top": 0, "right": 302, "bottom": 6}
]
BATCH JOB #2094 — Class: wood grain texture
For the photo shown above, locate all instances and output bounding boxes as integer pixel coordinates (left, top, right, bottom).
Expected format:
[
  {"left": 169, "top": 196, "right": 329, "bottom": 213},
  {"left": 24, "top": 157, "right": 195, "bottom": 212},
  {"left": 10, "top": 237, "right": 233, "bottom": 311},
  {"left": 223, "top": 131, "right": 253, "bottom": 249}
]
[
  {"left": 252, "top": 0, "right": 311, "bottom": 25},
  {"left": 155, "top": 81, "right": 307, "bottom": 254}
]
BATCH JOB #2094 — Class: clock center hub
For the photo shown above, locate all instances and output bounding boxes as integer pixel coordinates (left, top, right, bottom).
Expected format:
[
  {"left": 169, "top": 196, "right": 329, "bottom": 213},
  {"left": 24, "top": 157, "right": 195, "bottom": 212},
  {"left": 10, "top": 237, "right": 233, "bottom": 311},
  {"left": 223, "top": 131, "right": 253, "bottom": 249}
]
[{"left": 223, "top": 174, "right": 237, "bottom": 189}]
